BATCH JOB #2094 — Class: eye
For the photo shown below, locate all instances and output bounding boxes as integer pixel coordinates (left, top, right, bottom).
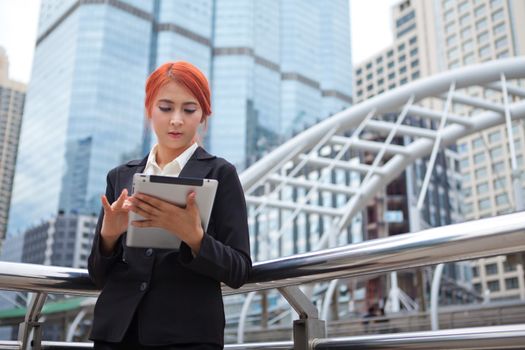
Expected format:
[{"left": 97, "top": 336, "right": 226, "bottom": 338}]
[
  {"left": 159, "top": 106, "right": 172, "bottom": 112},
  {"left": 184, "top": 109, "right": 196, "bottom": 114}
]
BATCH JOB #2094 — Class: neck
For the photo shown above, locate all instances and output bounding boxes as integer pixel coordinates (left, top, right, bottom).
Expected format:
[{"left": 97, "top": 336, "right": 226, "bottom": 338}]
[{"left": 156, "top": 143, "right": 194, "bottom": 168}]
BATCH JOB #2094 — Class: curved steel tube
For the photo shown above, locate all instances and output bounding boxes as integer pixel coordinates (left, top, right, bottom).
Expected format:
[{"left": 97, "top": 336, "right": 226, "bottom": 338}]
[
  {"left": 312, "top": 324, "right": 525, "bottom": 349},
  {"left": 0, "top": 212, "right": 524, "bottom": 298}
]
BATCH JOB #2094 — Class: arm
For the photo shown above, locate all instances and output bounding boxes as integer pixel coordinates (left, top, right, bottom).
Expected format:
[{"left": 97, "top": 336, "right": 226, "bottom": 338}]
[
  {"left": 178, "top": 163, "right": 252, "bottom": 289},
  {"left": 87, "top": 169, "right": 125, "bottom": 288}
]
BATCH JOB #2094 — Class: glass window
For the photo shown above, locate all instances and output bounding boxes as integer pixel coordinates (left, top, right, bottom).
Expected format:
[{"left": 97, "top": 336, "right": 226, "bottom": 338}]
[
  {"left": 376, "top": 56, "right": 383, "bottom": 64},
  {"left": 366, "top": 62, "right": 372, "bottom": 70},
  {"left": 504, "top": 260, "right": 517, "bottom": 272},
  {"left": 463, "top": 39, "right": 474, "bottom": 51},
  {"left": 496, "top": 193, "right": 508, "bottom": 205},
  {"left": 490, "top": 146, "right": 503, "bottom": 158},
  {"left": 449, "top": 60, "right": 460, "bottom": 69},
  {"left": 495, "top": 36, "right": 507, "bottom": 49},
  {"left": 476, "top": 18, "right": 488, "bottom": 31},
  {"left": 479, "top": 45, "right": 491, "bottom": 57},
  {"left": 485, "top": 263, "right": 498, "bottom": 275},
  {"left": 398, "top": 43, "right": 405, "bottom": 51},
  {"left": 388, "top": 72, "right": 395, "bottom": 80},
  {"left": 478, "top": 197, "right": 491, "bottom": 209},
  {"left": 446, "top": 22, "right": 455, "bottom": 35},
  {"left": 356, "top": 68, "right": 362, "bottom": 75},
  {"left": 473, "top": 137, "right": 483, "bottom": 148},
  {"left": 461, "top": 26, "right": 471, "bottom": 39},
  {"left": 474, "top": 152, "right": 485, "bottom": 164},
  {"left": 473, "top": 266, "right": 479, "bottom": 277},
  {"left": 400, "top": 66, "right": 407, "bottom": 74},
  {"left": 409, "top": 36, "right": 417, "bottom": 45},
  {"left": 474, "top": 283, "right": 482, "bottom": 293},
  {"left": 464, "top": 53, "right": 475, "bottom": 64},
  {"left": 497, "top": 50, "right": 509, "bottom": 58},
  {"left": 475, "top": 5, "right": 486, "bottom": 17},
  {"left": 476, "top": 167, "right": 487, "bottom": 179},
  {"left": 463, "top": 186, "right": 472, "bottom": 197},
  {"left": 400, "top": 78, "right": 408, "bottom": 85},
  {"left": 458, "top": 1, "right": 469, "bottom": 12},
  {"left": 463, "top": 202, "right": 473, "bottom": 214},
  {"left": 492, "top": 161, "right": 505, "bottom": 172},
  {"left": 493, "top": 23, "right": 505, "bottom": 35},
  {"left": 487, "top": 280, "right": 500, "bottom": 292},
  {"left": 399, "top": 54, "right": 406, "bottom": 62},
  {"left": 448, "top": 47, "right": 459, "bottom": 59},
  {"left": 492, "top": 9, "right": 504, "bottom": 22},
  {"left": 445, "top": 9, "right": 455, "bottom": 22},
  {"left": 367, "top": 73, "right": 373, "bottom": 80},
  {"left": 388, "top": 61, "right": 394, "bottom": 68},
  {"left": 447, "top": 35, "right": 457, "bottom": 46},
  {"left": 505, "top": 277, "right": 519, "bottom": 290},
  {"left": 411, "top": 71, "right": 420, "bottom": 79},
  {"left": 493, "top": 177, "right": 506, "bottom": 189},
  {"left": 410, "top": 48, "right": 418, "bottom": 56},
  {"left": 489, "top": 130, "right": 501, "bottom": 143},
  {"left": 476, "top": 182, "right": 489, "bottom": 194},
  {"left": 460, "top": 14, "right": 471, "bottom": 26},
  {"left": 490, "top": 0, "right": 502, "bottom": 8},
  {"left": 411, "top": 59, "right": 419, "bottom": 68},
  {"left": 478, "top": 31, "right": 489, "bottom": 44},
  {"left": 387, "top": 50, "right": 394, "bottom": 57},
  {"left": 367, "top": 84, "right": 373, "bottom": 91}
]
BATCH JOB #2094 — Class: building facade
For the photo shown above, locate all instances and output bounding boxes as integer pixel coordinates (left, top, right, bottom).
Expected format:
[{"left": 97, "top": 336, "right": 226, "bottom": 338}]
[
  {"left": 0, "top": 48, "right": 26, "bottom": 242},
  {"left": 7, "top": 0, "right": 353, "bottom": 242},
  {"left": 353, "top": 0, "right": 525, "bottom": 302}
]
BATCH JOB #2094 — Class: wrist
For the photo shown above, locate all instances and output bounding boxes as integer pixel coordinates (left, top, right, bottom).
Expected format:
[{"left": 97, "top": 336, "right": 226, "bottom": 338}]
[{"left": 187, "top": 227, "right": 204, "bottom": 255}]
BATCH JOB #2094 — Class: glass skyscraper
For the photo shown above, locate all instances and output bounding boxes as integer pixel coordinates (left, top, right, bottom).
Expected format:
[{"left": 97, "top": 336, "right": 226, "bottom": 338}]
[{"left": 7, "top": 0, "right": 352, "bottom": 238}]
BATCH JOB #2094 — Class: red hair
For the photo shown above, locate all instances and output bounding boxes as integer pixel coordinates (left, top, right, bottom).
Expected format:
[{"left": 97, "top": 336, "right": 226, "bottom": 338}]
[{"left": 145, "top": 61, "right": 212, "bottom": 119}]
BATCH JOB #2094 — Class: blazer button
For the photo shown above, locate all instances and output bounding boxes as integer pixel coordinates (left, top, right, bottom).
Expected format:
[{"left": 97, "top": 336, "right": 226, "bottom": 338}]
[
  {"left": 140, "top": 282, "right": 148, "bottom": 292},
  {"left": 145, "top": 248, "right": 153, "bottom": 257}
]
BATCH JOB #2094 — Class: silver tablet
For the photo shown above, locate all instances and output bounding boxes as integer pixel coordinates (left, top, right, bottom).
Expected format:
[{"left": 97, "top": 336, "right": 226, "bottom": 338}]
[{"left": 126, "top": 173, "right": 218, "bottom": 249}]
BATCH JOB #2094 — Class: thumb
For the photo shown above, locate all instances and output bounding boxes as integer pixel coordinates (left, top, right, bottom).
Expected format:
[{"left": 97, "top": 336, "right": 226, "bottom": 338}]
[{"left": 186, "top": 191, "right": 197, "bottom": 209}]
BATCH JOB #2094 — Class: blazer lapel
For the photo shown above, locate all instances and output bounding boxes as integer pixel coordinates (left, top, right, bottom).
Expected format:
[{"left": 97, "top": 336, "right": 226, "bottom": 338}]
[
  {"left": 120, "top": 155, "right": 148, "bottom": 194},
  {"left": 179, "top": 146, "right": 215, "bottom": 179}
]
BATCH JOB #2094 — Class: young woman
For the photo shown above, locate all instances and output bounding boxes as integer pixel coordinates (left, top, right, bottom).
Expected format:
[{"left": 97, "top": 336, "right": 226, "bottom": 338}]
[{"left": 88, "top": 61, "right": 252, "bottom": 349}]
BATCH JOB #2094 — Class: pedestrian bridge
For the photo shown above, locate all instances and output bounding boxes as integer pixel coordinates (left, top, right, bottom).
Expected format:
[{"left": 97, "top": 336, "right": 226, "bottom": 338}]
[{"left": 1, "top": 57, "right": 525, "bottom": 349}]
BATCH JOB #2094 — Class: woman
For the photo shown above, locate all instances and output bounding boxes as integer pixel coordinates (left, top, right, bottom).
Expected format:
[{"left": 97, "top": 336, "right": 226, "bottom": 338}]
[{"left": 88, "top": 61, "right": 252, "bottom": 349}]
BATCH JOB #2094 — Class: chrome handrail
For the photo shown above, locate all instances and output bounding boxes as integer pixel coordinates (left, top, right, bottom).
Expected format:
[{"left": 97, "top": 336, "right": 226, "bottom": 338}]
[{"left": 0, "top": 212, "right": 524, "bottom": 297}]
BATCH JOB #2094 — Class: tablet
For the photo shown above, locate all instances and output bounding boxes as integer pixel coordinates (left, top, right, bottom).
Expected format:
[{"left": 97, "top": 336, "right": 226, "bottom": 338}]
[{"left": 126, "top": 173, "right": 218, "bottom": 249}]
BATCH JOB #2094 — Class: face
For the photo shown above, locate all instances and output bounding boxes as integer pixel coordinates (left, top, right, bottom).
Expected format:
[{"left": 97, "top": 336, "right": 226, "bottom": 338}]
[{"left": 149, "top": 81, "right": 204, "bottom": 156}]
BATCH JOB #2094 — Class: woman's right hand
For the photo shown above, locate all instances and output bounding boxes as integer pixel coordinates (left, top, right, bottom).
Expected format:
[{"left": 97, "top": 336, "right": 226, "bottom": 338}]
[{"left": 99, "top": 189, "right": 131, "bottom": 254}]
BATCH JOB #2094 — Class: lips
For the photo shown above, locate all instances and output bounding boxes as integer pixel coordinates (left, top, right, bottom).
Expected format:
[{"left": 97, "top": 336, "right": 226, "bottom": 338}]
[{"left": 168, "top": 131, "right": 183, "bottom": 139}]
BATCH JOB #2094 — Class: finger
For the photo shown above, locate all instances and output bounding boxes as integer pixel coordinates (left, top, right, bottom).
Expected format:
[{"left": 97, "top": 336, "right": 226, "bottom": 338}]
[
  {"left": 186, "top": 191, "right": 197, "bottom": 209},
  {"left": 131, "top": 220, "right": 154, "bottom": 227},
  {"left": 101, "top": 195, "right": 112, "bottom": 212},
  {"left": 129, "top": 201, "right": 155, "bottom": 219},
  {"left": 113, "top": 189, "right": 128, "bottom": 209},
  {"left": 134, "top": 193, "right": 165, "bottom": 210}
]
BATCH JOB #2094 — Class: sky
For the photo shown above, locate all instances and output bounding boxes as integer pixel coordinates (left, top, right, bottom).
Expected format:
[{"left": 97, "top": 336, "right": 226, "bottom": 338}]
[{"left": 0, "top": 0, "right": 399, "bottom": 84}]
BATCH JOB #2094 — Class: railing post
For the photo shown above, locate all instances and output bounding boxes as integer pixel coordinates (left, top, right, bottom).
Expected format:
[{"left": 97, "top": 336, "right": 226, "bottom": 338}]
[
  {"left": 278, "top": 286, "right": 326, "bottom": 350},
  {"left": 18, "top": 292, "right": 47, "bottom": 350}
]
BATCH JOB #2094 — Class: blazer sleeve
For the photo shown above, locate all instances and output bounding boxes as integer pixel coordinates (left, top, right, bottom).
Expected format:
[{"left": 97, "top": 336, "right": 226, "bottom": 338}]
[
  {"left": 179, "top": 162, "right": 252, "bottom": 289},
  {"left": 87, "top": 168, "right": 124, "bottom": 289}
]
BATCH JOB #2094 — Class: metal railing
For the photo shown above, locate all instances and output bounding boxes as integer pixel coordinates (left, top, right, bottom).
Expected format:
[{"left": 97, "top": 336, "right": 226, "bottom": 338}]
[{"left": 0, "top": 212, "right": 524, "bottom": 349}]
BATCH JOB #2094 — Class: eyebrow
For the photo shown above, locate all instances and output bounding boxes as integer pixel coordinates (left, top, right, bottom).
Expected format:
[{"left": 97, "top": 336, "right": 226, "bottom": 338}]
[{"left": 158, "top": 99, "right": 197, "bottom": 105}]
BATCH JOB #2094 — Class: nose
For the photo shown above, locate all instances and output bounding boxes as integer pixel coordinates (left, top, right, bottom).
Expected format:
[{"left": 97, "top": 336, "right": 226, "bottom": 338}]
[{"left": 170, "top": 112, "right": 183, "bottom": 126}]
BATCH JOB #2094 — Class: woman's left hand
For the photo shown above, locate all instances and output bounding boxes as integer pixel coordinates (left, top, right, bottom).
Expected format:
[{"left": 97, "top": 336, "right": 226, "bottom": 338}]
[{"left": 129, "top": 192, "right": 204, "bottom": 254}]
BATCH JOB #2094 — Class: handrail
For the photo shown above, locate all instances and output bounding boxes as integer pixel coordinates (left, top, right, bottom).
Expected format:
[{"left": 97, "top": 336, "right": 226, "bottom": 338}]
[
  {"left": 312, "top": 324, "right": 525, "bottom": 349},
  {"left": 0, "top": 212, "right": 524, "bottom": 297}
]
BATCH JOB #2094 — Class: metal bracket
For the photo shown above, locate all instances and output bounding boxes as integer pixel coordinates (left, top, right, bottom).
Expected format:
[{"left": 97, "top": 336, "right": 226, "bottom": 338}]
[
  {"left": 18, "top": 292, "right": 47, "bottom": 350},
  {"left": 278, "top": 286, "right": 326, "bottom": 350}
]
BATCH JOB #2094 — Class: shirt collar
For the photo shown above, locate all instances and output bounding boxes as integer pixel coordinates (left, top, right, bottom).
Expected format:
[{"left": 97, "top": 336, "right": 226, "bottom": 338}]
[{"left": 145, "top": 142, "right": 199, "bottom": 176}]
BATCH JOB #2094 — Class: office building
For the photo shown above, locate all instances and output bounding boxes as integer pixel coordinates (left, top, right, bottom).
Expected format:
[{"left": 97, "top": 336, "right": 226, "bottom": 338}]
[{"left": 0, "top": 48, "right": 26, "bottom": 242}]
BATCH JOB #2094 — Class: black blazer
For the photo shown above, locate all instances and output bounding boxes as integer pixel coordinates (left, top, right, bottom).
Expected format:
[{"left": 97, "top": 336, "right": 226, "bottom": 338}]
[{"left": 88, "top": 147, "right": 252, "bottom": 346}]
